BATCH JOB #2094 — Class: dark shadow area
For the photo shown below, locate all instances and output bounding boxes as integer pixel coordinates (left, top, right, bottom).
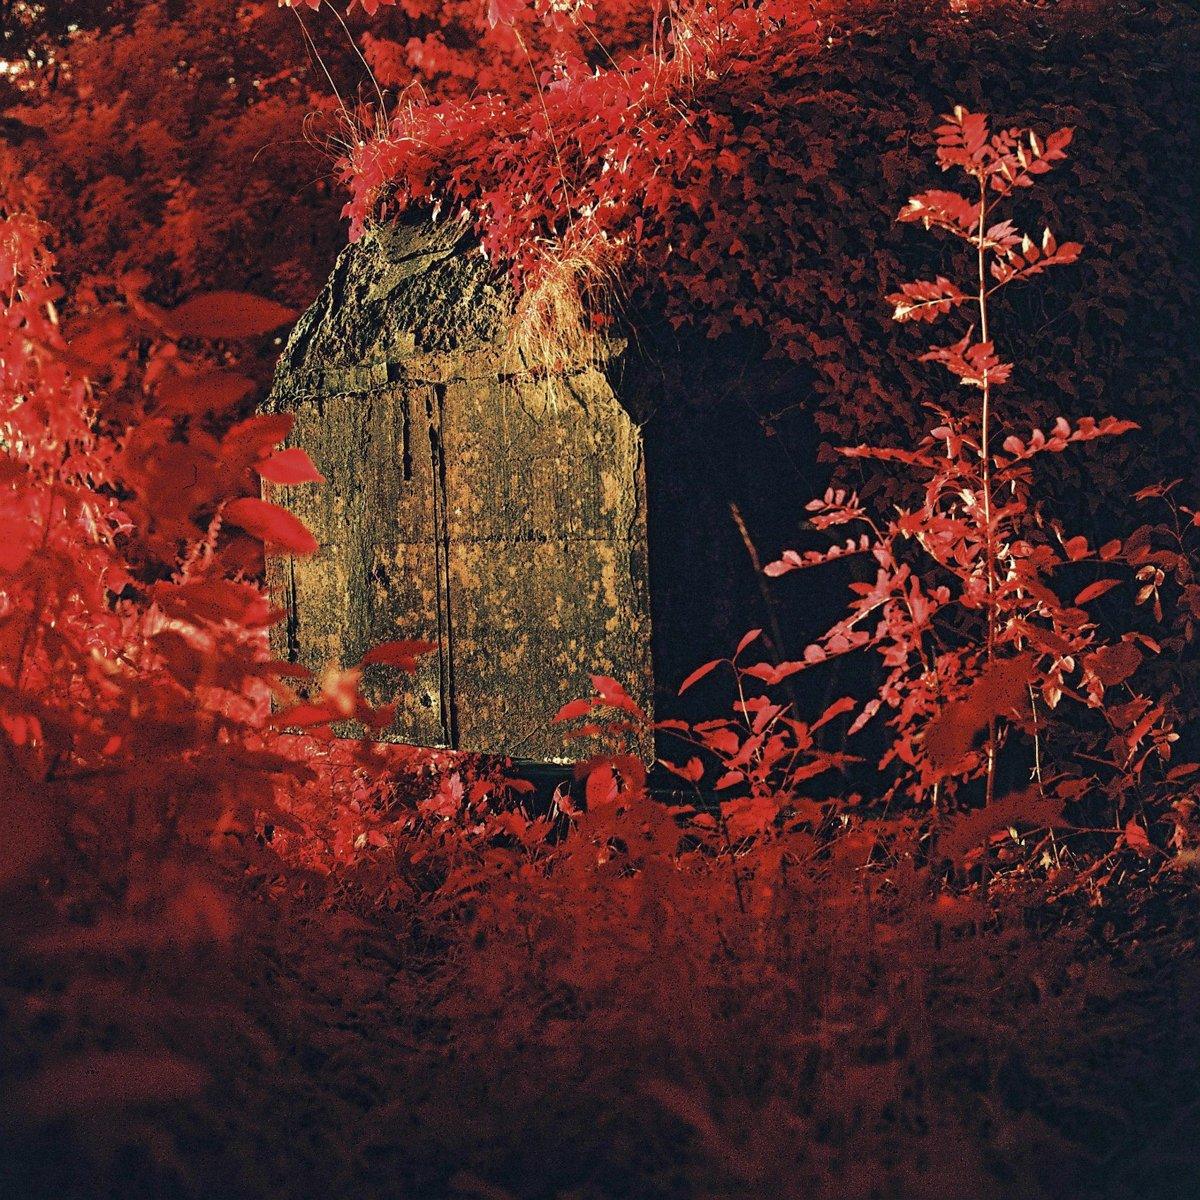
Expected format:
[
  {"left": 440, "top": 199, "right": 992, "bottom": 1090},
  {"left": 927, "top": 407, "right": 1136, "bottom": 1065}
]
[{"left": 615, "top": 318, "right": 869, "bottom": 734}]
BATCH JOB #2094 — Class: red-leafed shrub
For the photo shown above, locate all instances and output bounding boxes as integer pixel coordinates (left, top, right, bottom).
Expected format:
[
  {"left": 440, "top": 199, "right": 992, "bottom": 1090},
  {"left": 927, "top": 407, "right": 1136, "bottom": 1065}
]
[
  {"left": 0, "top": 153, "right": 446, "bottom": 1150},
  {"left": 0, "top": 151, "right": 434, "bottom": 903},
  {"left": 760, "top": 107, "right": 1189, "bottom": 857},
  {"left": 0, "top": 173, "right": 285, "bottom": 893},
  {"left": 549, "top": 106, "right": 1197, "bottom": 889},
  {"left": 4, "top": 1, "right": 349, "bottom": 313}
]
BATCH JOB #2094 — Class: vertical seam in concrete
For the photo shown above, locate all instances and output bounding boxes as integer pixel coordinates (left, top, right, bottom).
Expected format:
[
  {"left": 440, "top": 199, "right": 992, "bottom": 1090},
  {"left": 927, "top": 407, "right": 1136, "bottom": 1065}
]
[
  {"left": 401, "top": 390, "right": 413, "bottom": 482},
  {"left": 285, "top": 554, "right": 300, "bottom": 664},
  {"left": 427, "top": 385, "right": 459, "bottom": 749}
]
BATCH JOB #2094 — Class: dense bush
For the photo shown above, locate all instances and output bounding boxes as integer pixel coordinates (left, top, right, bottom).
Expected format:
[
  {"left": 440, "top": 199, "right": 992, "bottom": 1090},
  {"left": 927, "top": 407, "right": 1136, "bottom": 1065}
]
[{"left": 343, "top": 1, "right": 1198, "bottom": 513}]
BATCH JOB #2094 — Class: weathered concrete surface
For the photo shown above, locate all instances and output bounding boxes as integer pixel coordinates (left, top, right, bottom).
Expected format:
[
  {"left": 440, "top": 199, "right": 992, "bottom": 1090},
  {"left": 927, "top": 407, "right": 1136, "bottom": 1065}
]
[{"left": 265, "top": 217, "right": 653, "bottom": 760}]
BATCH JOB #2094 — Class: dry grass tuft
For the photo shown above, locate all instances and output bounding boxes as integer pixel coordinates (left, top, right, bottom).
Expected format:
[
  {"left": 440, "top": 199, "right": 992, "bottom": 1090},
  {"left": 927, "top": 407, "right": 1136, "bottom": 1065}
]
[{"left": 504, "top": 234, "right": 624, "bottom": 408}]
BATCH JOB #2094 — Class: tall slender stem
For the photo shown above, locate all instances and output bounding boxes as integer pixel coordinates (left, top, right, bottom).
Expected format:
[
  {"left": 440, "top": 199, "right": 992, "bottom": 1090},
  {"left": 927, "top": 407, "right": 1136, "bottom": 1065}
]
[
  {"left": 977, "top": 176, "right": 995, "bottom": 642},
  {"left": 976, "top": 175, "right": 997, "bottom": 810}
]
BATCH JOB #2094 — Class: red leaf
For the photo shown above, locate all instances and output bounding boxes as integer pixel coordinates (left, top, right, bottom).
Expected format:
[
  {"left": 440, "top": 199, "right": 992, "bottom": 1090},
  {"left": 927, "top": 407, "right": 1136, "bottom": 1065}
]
[
  {"left": 1074, "top": 579, "right": 1121, "bottom": 605},
  {"left": 886, "top": 275, "right": 969, "bottom": 323},
  {"left": 764, "top": 537, "right": 872, "bottom": 575},
  {"left": 939, "top": 790, "right": 1069, "bottom": 866},
  {"left": 256, "top": 448, "right": 325, "bottom": 485},
  {"left": 738, "top": 661, "right": 777, "bottom": 683},
  {"left": 921, "top": 334, "right": 1012, "bottom": 388},
  {"left": 152, "top": 577, "right": 278, "bottom": 628},
  {"left": 271, "top": 701, "right": 339, "bottom": 728},
  {"left": 360, "top": 638, "right": 438, "bottom": 670},
  {"left": 735, "top": 628, "right": 763, "bottom": 658},
  {"left": 811, "top": 696, "right": 856, "bottom": 733},
  {"left": 848, "top": 698, "right": 882, "bottom": 736},
  {"left": 1123, "top": 819, "right": 1153, "bottom": 857},
  {"left": 1088, "top": 641, "right": 1142, "bottom": 687},
  {"left": 224, "top": 497, "right": 318, "bottom": 556},
  {"left": 934, "top": 106, "right": 990, "bottom": 170},
  {"left": 222, "top": 412, "right": 294, "bottom": 463},
  {"left": 67, "top": 310, "right": 132, "bottom": 370},
  {"left": 554, "top": 698, "right": 594, "bottom": 722},
  {"left": 1063, "top": 535, "right": 1089, "bottom": 561},
  {"left": 722, "top": 795, "right": 778, "bottom": 839},
  {"left": 678, "top": 659, "right": 721, "bottom": 695},
  {"left": 661, "top": 756, "right": 704, "bottom": 783},
  {"left": 897, "top": 189, "right": 980, "bottom": 236},
  {"left": 924, "top": 655, "right": 1036, "bottom": 772},
  {"left": 590, "top": 674, "right": 644, "bottom": 718},
  {"left": 585, "top": 763, "right": 618, "bottom": 808},
  {"left": 487, "top": 0, "right": 527, "bottom": 27},
  {"left": 168, "top": 291, "right": 296, "bottom": 339},
  {"left": 157, "top": 370, "right": 256, "bottom": 416}
]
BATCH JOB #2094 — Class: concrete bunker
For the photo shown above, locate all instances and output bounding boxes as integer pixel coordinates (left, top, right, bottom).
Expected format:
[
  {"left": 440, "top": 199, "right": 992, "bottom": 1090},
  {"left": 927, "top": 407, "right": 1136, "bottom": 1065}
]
[{"left": 266, "top": 216, "right": 825, "bottom": 760}]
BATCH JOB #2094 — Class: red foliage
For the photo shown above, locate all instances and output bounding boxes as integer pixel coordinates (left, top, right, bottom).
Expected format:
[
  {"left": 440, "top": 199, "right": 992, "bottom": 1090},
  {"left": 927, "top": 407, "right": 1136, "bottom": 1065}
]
[
  {"left": 549, "top": 106, "right": 1197, "bottom": 880},
  {"left": 0, "top": 0, "right": 1192, "bottom": 937},
  {"left": 331, "top": 0, "right": 1198, "bottom": 526},
  {"left": 4, "top": 7, "right": 1200, "bottom": 1194},
  {"left": 0, "top": 159, "right": 438, "bottom": 908},
  {"left": 823, "top": 105, "right": 1186, "bottom": 829}
]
